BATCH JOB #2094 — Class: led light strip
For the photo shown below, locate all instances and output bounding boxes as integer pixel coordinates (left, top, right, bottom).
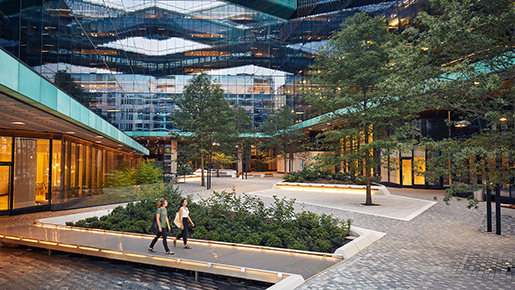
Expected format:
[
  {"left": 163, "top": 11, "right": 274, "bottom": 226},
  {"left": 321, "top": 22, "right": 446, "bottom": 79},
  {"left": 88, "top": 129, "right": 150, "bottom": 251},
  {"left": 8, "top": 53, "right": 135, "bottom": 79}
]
[
  {"left": 125, "top": 253, "right": 148, "bottom": 259},
  {"left": 36, "top": 223, "right": 338, "bottom": 261},
  {"left": 79, "top": 246, "right": 99, "bottom": 252},
  {"left": 101, "top": 249, "right": 123, "bottom": 255},
  {"left": 151, "top": 256, "right": 176, "bottom": 262},
  {"left": 40, "top": 241, "right": 58, "bottom": 246}
]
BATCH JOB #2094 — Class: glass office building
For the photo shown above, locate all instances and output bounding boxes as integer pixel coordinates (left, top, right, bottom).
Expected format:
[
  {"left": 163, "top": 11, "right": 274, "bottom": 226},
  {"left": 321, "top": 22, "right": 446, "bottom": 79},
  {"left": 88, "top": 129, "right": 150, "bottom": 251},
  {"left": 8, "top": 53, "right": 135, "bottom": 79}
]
[
  {"left": 1, "top": 0, "right": 435, "bottom": 196},
  {"left": 0, "top": 0, "right": 428, "bottom": 128}
]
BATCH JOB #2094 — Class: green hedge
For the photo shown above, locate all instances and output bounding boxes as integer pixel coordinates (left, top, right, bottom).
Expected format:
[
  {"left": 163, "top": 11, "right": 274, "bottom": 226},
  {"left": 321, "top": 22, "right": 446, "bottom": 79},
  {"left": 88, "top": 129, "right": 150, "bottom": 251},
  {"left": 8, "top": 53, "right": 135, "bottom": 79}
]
[
  {"left": 284, "top": 168, "right": 381, "bottom": 184},
  {"left": 67, "top": 185, "right": 352, "bottom": 253}
]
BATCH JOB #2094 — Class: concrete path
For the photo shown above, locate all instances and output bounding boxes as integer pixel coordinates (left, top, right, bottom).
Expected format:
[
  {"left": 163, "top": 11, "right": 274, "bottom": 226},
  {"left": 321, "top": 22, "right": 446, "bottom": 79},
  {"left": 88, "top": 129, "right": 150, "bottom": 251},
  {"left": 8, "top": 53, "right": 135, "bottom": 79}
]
[{"left": 1, "top": 176, "right": 514, "bottom": 289}]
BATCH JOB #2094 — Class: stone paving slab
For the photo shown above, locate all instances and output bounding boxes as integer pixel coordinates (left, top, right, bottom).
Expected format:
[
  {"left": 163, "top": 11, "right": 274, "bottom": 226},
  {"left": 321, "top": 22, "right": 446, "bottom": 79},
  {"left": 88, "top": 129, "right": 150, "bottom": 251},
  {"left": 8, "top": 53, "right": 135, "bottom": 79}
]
[{"left": 249, "top": 188, "right": 436, "bottom": 221}]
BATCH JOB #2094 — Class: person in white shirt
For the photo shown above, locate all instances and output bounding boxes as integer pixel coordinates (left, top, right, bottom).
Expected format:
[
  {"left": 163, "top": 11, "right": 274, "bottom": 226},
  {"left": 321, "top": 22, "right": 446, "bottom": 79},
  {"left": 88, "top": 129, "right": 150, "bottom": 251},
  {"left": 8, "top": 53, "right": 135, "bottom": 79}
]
[{"left": 174, "top": 198, "right": 195, "bottom": 249}]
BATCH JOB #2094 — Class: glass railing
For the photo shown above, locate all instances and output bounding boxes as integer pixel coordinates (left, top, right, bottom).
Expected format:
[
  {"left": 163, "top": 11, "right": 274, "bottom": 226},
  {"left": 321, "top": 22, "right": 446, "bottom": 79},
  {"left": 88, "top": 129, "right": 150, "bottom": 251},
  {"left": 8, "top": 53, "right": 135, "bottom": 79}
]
[{"left": 51, "top": 183, "right": 168, "bottom": 211}]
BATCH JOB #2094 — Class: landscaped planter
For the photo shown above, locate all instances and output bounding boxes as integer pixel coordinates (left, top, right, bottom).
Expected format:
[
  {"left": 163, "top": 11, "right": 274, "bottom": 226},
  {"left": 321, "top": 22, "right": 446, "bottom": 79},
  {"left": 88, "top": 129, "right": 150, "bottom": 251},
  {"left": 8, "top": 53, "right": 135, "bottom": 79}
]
[{"left": 274, "top": 182, "right": 390, "bottom": 195}]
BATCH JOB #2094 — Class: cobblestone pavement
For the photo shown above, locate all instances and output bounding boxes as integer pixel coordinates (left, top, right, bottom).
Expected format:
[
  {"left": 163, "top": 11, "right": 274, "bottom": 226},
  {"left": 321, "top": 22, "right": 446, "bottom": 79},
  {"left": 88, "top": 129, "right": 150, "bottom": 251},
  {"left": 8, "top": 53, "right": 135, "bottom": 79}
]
[
  {"left": 1, "top": 177, "right": 514, "bottom": 289},
  {"left": 297, "top": 188, "right": 515, "bottom": 290},
  {"left": 0, "top": 246, "right": 267, "bottom": 290}
]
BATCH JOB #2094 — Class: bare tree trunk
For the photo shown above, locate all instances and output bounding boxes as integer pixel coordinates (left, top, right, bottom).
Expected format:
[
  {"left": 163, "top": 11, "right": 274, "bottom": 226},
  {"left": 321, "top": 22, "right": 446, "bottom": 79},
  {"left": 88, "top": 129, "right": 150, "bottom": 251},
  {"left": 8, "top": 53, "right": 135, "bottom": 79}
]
[
  {"left": 365, "top": 126, "right": 373, "bottom": 205},
  {"left": 201, "top": 152, "right": 205, "bottom": 186},
  {"left": 284, "top": 153, "right": 287, "bottom": 174}
]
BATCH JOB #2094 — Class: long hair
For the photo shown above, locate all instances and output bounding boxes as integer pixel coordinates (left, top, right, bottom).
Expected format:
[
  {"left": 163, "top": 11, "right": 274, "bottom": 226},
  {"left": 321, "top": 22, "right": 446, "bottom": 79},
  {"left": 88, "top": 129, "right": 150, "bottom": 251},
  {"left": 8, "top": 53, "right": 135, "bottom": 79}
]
[
  {"left": 156, "top": 198, "right": 166, "bottom": 208},
  {"left": 179, "top": 198, "right": 187, "bottom": 208}
]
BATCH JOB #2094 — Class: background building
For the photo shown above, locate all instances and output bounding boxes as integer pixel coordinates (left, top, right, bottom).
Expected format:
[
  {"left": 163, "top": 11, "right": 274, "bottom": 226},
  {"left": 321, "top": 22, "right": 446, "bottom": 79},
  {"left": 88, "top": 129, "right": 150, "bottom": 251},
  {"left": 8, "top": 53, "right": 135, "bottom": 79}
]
[{"left": 0, "top": 0, "right": 432, "bottom": 191}]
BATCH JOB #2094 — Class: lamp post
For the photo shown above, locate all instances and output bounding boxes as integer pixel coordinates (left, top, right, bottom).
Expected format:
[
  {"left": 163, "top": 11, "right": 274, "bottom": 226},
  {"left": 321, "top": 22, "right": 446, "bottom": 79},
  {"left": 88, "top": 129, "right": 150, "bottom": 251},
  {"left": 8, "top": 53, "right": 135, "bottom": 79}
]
[
  {"left": 241, "top": 143, "right": 253, "bottom": 180},
  {"left": 207, "top": 140, "right": 219, "bottom": 190}
]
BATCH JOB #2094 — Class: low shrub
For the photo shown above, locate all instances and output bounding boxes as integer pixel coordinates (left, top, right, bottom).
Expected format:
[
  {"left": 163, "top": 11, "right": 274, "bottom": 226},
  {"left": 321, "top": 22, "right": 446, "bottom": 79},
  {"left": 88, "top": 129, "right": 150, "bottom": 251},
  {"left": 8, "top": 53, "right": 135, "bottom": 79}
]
[{"left": 67, "top": 187, "right": 351, "bottom": 253}]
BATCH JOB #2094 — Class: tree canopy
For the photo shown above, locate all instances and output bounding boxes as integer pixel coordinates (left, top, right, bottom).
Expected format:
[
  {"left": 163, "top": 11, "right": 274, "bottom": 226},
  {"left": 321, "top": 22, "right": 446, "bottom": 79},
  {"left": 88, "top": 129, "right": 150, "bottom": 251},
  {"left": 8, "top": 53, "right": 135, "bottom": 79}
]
[
  {"left": 171, "top": 73, "right": 236, "bottom": 186},
  {"left": 259, "top": 106, "right": 306, "bottom": 173},
  {"left": 395, "top": 0, "right": 515, "bottom": 192},
  {"left": 304, "top": 12, "right": 416, "bottom": 205}
]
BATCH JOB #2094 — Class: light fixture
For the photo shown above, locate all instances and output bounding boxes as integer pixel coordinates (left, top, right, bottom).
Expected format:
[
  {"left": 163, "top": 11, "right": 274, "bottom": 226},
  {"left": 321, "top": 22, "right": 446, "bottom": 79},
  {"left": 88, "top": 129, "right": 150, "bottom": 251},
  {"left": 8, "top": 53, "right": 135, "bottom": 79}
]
[
  {"left": 11, "top": 121, "right": 25, "bottom": 125},
  {"left": 65, "top": 131, "right": 76, "bottom": 134},
  {"left": 455, "top": 120, "right": 470, "bottom": 128},
  {"left": 95, "top": 141, "right": 102, "bottom": 143},
  {"left": 95, "top": 135, "right": 103, "bottom": 138},
  {"left": 499, "top": 117, "right": 508, "bottom": 122}
]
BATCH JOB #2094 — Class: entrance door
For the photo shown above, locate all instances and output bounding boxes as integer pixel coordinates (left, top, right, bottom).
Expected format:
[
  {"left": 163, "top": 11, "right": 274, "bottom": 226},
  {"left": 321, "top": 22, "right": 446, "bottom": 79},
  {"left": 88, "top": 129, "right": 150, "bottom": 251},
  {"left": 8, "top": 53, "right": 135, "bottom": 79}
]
[{"left": 0, "top": 164, "right": 11, "bottom": 212}]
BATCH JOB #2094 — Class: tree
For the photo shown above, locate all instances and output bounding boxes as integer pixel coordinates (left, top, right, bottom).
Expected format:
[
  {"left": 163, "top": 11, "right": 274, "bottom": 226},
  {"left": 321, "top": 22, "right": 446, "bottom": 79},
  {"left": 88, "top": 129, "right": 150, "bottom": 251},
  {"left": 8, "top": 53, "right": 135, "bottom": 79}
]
[
  {"left": 212, "top": 152, "right": 238, "bottom": 177},
  {"left": 171, "top": 73, "right": 235, "bottom": 186},
  {"left": 397, "top": 0, "right": 515, "bottom": 197},
  {"left": 303, "top": 12, "right": 417, "bottom": 205},
  {"left": 259, "top": 106, "right": 306, "bottom": 174},
  {"left": 53, "top": 70, "right": 89, "bottom": 107}
]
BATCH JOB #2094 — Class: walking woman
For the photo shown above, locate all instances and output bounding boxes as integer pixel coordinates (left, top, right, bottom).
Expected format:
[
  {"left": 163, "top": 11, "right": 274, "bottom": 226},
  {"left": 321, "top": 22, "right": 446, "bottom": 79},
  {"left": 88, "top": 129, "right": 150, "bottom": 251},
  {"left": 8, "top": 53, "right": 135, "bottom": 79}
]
[
  {"left": 174, "top": 199, "right": 195, "bottom": 249},
  {"left": 148, "top": 198, "right": 174, "bottom": 255}
]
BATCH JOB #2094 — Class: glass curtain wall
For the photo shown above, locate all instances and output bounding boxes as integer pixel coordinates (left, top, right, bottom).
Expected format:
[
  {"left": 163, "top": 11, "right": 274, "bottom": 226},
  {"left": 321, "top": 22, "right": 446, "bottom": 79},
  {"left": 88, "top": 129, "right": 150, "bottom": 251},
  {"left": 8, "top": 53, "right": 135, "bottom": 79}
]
[
  {"left": 0, "top": 137, "right": 12, "bottom": 211},
  {"left": 55, "top": 136, "right": 129, "bottom": 204},
  {"left": 0, "top": 0, "right": 428, "bottom": 129},
  {"left": 13, "top": 138, "right": 49, "bottom": 209},
  {"left": 0, "top": 132, "right": 133, "bottom": 213}
]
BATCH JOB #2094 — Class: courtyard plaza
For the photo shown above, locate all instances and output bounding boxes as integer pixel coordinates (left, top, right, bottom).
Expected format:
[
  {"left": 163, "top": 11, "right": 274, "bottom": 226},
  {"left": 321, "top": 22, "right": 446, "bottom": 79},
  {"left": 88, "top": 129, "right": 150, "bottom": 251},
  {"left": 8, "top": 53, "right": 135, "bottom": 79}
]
[{"left": 0, "top": 176, "right": 514, "bottom": 289}]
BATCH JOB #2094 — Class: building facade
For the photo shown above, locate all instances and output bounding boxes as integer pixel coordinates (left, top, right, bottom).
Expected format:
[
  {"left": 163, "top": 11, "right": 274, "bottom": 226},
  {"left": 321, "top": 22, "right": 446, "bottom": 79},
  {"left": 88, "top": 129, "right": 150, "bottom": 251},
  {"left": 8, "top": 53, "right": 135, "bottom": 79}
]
[
  {"left": 1, "top": 0, "right": 437, "bottom": 193},
  {"left": 0, "top": 0, "right": 428, "bottom": 128}
]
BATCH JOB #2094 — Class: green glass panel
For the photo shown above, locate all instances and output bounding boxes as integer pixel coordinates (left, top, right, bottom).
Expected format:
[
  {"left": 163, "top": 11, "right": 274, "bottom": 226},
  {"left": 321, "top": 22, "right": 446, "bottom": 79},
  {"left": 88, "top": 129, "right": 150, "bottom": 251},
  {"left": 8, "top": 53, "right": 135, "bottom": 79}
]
[
  {"left": 18, "top": 65, "right": 41, "bottom": 103},
  {"left": 40, "top": 80, "right": 58, "bottom": 110},
  {"left": 0, "top": 50, "right": 19, "bottom": 92},
  {"left": 56, "top": 91, "right": 71, "bottom": 116}
]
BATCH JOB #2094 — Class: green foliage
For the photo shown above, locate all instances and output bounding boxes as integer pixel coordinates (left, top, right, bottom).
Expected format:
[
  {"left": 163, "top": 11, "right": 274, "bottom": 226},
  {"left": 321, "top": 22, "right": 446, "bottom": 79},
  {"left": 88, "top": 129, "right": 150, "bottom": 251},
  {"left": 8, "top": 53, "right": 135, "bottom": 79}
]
[
  {"left": 304, "top": 12, "right": 416, "bottom": 205},
  {"left": 394, "top": 0, "right": 515, "bottom": 194},
  {"left": 259, "top": 106, "right": 307, "bottom": 173},
  {"left": 68, "top": 189, "right": 351, "bottom": 253},
  {"left": 171, "top": 73, "right": 238, "bottom": 186},
  {"left": 133, "top": 161, "right": 164, "bottom": 185},
  {"left": 443, "top": 184, "right": 479, "bottom": 209},
  {"left": 105, "top": 160, "right": 163, "bottom": 187},
  {"left": 177, "top": 164, "right": 193, "bottom": 176}
]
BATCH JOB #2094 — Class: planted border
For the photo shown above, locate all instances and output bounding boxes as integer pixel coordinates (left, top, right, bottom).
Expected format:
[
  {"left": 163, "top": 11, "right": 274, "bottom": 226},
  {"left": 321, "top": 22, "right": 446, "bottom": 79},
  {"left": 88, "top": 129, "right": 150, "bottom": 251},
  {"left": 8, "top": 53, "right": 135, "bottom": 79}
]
[{"left": 67, "top": 185, "right": 352, "bottom": 253}]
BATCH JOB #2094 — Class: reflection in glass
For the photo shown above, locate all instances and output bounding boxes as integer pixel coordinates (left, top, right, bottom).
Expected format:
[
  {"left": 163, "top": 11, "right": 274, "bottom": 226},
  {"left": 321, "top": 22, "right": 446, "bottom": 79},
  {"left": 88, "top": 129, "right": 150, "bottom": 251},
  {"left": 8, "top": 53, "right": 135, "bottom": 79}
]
[
  {"left": 0, "top": 137, "right": 12, "bottom": 162},
  {"left": 0, "top": 166, "right": 10, "bottom": 211},
  {"left": 389, "top": 151, "right": 400, "bottom": 184},
  {"left": 413, "top": 146, "right": 426, "bottom": 185},
  {"left": 14, "top": 138, "right": 50, "bottom": 209},
  {"left": 52, "top": 139, "right": 62, "bottom": 198}
]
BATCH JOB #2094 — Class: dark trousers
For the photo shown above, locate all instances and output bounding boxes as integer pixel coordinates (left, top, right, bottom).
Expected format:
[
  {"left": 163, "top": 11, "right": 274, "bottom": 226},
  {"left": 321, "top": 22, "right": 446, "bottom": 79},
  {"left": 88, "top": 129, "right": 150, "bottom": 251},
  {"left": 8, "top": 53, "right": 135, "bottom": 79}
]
[
  {"left": 176, "top": 217, "right": 189, "bottom": 245},
  {"left": 149, "top": 228, "right": 170, "bottom": 252}
]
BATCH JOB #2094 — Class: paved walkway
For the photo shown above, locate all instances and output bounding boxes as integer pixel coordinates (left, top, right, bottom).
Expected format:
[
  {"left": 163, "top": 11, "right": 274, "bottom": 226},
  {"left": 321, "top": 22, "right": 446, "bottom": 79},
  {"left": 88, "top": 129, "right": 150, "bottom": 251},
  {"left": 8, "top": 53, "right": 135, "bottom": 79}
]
[{"left": 1, "top": 176, "right": 514, "bottom": 289}]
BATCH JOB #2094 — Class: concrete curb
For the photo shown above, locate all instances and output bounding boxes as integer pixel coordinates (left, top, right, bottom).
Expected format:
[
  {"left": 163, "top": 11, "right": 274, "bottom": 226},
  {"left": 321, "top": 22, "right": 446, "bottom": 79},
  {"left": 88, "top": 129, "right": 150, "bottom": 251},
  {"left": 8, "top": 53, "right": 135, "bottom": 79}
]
[
  {"left": 266, "top": 274, "right": 304, "bottom": 290},
  {"left": 334, "top": 226, "right": 387, "bottom": 260}
]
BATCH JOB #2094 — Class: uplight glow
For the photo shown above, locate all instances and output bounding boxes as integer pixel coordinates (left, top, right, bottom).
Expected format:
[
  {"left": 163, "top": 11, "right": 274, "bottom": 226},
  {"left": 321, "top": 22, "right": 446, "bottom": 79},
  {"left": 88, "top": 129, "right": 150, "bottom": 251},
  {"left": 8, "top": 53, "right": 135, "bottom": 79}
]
[{"left": 102, "top": 250, "right": 124, "bottom": 255}]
